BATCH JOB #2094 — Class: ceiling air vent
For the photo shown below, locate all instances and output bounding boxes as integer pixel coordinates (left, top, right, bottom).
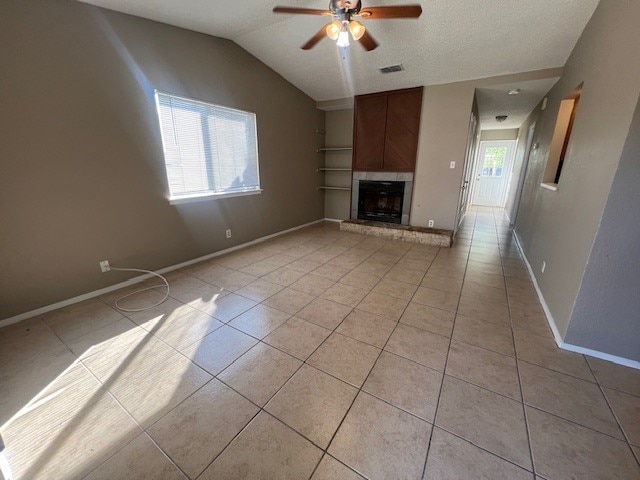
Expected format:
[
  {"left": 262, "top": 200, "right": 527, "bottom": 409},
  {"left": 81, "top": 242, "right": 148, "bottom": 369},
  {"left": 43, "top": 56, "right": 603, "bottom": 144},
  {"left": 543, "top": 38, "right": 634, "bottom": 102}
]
[{"left": 379, "top": 64, "right": 404, "bottom": 74}]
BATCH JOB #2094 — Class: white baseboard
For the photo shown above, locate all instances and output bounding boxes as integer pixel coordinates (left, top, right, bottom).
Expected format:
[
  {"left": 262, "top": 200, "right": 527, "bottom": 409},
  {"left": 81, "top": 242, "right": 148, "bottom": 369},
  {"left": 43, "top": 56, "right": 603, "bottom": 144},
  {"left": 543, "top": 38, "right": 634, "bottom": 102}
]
[
  {"left": 0, "top": 218, "right": 325, "bottom": 329},
  {"left": 323, "top": 218, "right": 345, "bottom": 223},
  {"left": 558, "top": 342, "right": 640, "bottom": 369},
  {"left": 513, "top": 232, "right": 640, "bottom": 371}
]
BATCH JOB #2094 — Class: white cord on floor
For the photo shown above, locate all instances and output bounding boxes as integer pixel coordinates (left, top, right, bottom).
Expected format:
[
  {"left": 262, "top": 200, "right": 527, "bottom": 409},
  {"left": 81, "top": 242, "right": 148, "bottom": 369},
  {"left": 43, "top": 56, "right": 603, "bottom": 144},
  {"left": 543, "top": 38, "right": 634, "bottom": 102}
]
[{"left": 110, "top": 267, "right": 170, "bottom": 313}]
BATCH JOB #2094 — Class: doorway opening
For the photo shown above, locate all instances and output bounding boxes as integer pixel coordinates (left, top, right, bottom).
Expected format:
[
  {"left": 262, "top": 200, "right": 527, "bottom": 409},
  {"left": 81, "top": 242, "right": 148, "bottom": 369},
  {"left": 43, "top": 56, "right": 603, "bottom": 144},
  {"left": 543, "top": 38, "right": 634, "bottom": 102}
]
[{"left": 470, "top": 140, "right": 516, "bottom": 207}]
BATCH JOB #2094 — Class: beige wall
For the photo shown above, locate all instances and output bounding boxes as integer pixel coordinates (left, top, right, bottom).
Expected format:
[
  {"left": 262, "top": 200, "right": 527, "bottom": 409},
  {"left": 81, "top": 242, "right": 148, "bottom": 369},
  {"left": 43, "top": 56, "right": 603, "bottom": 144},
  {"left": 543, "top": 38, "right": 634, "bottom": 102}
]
[
  {"left": 480, "top": 129, "right": 519, "bottom": 141},
  {"left": 504, "top": 108, "right": 540, "bottom": 222},
  {"left": 323, "top": 109, "right": 353, "bottom": 220},
  {"left": 411, "top": 82, "right": 476, "bottom": 229},
  {"left": 515, "top": 0, "right": 640, "bottom": 337},
  {"left": 0, "top": 0, "right": 324, "bottom": 320}
]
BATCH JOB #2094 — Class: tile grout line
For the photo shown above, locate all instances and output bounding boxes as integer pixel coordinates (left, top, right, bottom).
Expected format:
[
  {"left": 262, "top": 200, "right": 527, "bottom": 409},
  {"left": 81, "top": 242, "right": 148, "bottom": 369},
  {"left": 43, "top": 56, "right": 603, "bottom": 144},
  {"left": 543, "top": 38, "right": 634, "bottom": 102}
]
[
  {"left": 192, "top": 233, "right": 410, "bottom": 479},
  {"left": 432, "top": 424, "right": 539, "bottom": 475},
  {"left": 495, "top": 207, "right": 539, "bottom": 478},
  {"left": 491, "top": 206, "right": 640, "bottom": 473},
  {"left": 2, "top": 223, "right": 339, "bottom": 478},
  {"left": 40, "top": 320, "right": 194, "bottom": 480},
  {"left": 584, "top": 357, "right": 640, "bottom": 468},
  {"left": 22, "top": 218, "right": 636, "bottom": 479},
  {"left": 178, "top": 227, "right": 355, "bottom": 478},
  {"left": 304, "top": 241, "right": 429, "bottom": 479},
  {"left": 418, "top": 210, "right": 476, "bottom": 479},
  {"left": 302, "top": 242, "right": 439, "bottom": 480},
  {"left": 72, "top": 224, "right": 352, "bottom": 479}
]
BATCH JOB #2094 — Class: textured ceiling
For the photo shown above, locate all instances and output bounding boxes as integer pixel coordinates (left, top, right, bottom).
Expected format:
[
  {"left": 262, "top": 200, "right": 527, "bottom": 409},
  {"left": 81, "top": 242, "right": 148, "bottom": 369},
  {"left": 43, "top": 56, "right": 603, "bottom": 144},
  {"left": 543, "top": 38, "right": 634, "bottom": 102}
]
[
  {"left": 77, "top": 0, "right": 598, "bottom": 101},
  {"left": 477, "top": 77, "right": 560, "bottom": 129}
]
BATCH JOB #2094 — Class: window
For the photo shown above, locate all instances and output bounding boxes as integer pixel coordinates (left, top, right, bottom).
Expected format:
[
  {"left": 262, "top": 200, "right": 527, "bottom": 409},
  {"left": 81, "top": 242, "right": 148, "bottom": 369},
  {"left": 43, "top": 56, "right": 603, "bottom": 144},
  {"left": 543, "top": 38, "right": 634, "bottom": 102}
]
[
  {"left": 542, "top": 83, "right": 582, "bottom": 187},
  {"left": 480, "top": 146, "right": 507, "bottom": 177},
  {"left": 155, "top": 92, "right": 261, "bottom": 203}
]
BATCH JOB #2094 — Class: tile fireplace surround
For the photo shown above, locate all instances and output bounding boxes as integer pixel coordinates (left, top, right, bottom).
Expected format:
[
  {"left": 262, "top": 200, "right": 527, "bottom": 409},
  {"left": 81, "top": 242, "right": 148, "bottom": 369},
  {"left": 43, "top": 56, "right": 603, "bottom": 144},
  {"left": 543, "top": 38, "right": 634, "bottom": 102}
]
[{"left": 351, "top": 172, "right": 414, "bottom": 225}]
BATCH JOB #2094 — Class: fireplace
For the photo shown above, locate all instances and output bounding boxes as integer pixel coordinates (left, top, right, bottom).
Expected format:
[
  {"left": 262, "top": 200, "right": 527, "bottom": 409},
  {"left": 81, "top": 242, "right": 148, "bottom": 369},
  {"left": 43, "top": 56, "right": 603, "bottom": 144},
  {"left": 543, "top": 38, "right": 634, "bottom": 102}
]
[
  {"left": 358, "top": 180, "right": 405, "bottom": 224},
  {"left": 351, "top": 172, "right": 413, "bottom": 225}
]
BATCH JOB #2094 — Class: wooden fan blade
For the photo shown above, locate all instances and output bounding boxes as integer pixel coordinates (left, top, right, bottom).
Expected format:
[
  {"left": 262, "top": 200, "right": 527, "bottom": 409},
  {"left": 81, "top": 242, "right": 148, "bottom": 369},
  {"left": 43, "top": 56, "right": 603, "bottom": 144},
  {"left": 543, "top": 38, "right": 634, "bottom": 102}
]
[
  {"left": 360, "top": 5, "right": 422, "bottom": 19},
  {"left": 301, "top": 25, "right": 330, "bottom": 50},
  {"left": 273, "top": 6, "right": 332, "bottom": 16},
  {"left": 358, "top": 30, "right": 379, "bottom": 51}
]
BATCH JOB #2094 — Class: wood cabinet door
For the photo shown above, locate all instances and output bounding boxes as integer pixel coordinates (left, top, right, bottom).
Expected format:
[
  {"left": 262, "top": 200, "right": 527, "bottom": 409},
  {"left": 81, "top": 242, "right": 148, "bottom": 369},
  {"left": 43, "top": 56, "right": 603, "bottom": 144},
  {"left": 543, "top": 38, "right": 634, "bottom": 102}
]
[
  {"left": 353, "top": 93, "right": 387, "bottom": 171},
  {"left": 383, "top": 88, "right": 423, "bottom": 171}
]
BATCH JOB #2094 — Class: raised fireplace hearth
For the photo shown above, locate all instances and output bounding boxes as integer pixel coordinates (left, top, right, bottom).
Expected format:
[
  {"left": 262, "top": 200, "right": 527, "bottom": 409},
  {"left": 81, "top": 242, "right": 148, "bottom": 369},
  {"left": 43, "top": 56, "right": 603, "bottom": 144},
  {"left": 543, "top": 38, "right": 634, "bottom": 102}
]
[{"left": 351, "top": 172, "right": 413, "bottom": 225}]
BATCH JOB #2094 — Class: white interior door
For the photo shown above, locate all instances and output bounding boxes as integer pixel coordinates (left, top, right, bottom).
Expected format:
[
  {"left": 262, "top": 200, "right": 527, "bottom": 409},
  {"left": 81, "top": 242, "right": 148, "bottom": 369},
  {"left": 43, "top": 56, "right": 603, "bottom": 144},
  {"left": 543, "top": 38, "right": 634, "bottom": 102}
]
[{"left": 472, "top": 140, "right": 514, "bottom": 207}]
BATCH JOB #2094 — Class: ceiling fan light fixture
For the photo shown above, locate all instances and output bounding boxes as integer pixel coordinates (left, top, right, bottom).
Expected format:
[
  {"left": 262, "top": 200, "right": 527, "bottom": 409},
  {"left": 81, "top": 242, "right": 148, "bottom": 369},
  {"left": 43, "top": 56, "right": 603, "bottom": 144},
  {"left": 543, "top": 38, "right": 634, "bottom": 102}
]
[
  {"left": 336, "top": 24, "right": 350, "bottom": 47},
  {"left": 274, "top": 1, "right": 420, "bottom": 51},
  {"left": 326, "top": 20, "right": 341, "bottom": 40},
  {"left": 348, "top": 20, "right": 366, "bottom": 40}
]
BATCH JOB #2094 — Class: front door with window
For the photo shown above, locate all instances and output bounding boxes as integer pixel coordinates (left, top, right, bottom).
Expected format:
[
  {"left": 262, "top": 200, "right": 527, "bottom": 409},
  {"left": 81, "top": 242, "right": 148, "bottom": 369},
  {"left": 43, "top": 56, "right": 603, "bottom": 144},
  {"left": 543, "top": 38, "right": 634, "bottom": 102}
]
[{"left": 472, "top": 140, "right": 514, "bottom": 207}]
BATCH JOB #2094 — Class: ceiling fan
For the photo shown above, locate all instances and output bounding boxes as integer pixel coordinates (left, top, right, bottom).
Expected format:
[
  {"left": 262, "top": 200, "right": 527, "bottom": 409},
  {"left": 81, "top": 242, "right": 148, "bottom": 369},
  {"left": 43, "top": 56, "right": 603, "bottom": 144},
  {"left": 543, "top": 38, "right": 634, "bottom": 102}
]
[{"left": 273, "top": 0, "right": 422, "bottom": 51}]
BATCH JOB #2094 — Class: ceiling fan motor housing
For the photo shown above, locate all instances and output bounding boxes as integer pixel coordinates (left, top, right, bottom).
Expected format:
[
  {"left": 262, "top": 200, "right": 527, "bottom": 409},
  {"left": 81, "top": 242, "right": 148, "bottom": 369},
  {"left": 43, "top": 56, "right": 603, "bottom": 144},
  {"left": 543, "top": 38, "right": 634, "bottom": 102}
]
[{"left": 331, "top": 0, "right": 362, "bottom": 15}]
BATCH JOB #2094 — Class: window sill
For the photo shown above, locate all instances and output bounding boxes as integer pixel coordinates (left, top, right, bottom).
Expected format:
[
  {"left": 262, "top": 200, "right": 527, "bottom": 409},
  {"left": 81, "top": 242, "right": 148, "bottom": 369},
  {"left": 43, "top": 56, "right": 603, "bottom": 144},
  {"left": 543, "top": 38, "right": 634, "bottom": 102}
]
[
  {"left": 170, "top": 189, "right": 263, "bottom": 205},
  {"left": 540, "top": 182, "right": 558, "bottom": 192}
]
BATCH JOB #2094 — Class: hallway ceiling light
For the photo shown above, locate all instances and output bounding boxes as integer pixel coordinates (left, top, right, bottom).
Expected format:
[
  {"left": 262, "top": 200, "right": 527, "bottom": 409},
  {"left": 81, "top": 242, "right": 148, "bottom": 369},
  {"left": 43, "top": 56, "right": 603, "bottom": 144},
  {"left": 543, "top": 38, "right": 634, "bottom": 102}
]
[
  {"left": 496, "top": 115, "right": 508, "bottom": 122},
  {"left": 508, "top": 89, "right": 521, "bottom": 95}
]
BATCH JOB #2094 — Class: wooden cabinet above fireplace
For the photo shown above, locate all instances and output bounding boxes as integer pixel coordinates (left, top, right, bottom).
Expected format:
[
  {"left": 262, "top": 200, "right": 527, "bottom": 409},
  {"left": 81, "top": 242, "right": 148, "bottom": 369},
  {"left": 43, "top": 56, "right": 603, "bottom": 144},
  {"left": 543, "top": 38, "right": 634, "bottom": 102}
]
[{"left": 352, "top": 87, "right": 423, "bottom": 172}]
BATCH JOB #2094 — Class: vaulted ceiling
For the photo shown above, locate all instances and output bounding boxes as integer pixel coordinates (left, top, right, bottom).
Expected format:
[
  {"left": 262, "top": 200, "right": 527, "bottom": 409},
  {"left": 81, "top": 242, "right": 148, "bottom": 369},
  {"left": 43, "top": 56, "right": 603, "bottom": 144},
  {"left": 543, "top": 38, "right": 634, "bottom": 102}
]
[{"left": 78, "top": 0, "right": 598, "bottom": 101}]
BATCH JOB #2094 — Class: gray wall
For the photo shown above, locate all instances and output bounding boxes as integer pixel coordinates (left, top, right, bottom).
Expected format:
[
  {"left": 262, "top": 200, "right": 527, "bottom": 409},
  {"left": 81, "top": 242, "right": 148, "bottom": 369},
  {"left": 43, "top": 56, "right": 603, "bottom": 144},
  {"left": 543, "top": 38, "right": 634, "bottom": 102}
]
[
  {"left": 323, "top": 109, "right": 353, "bottom": 220},
  {"left": 514, "top": 0, "right": 640, "bottom": 338},
  {"left": 565, "top": 97, "right": 640, "bottom": 361},
  {"left": 0, "top": 0, "right": 324, "bottom": 320}
]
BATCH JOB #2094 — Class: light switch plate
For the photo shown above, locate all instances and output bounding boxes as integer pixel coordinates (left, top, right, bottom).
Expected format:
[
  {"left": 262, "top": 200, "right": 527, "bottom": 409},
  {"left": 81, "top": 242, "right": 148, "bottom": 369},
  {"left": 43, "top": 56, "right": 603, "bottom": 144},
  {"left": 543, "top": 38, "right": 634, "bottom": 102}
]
[{"left": 449, "top": 161, "right": 455, "bottom": 169}]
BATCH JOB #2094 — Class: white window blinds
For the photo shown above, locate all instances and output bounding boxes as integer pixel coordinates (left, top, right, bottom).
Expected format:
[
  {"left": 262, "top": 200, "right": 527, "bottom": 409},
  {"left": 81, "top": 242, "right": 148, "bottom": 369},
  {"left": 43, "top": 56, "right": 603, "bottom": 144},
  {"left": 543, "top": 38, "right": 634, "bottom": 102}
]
[{"left": 155, "top": 92, "right": 260, "bottom": 201}]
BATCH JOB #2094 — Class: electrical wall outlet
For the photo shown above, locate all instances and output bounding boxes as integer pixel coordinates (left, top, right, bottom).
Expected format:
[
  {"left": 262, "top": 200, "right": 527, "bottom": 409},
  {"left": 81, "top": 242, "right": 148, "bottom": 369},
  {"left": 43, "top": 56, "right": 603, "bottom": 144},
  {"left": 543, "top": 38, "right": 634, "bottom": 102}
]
[
  {"left": 428, "top": 220, "right": 435, "bottom": 228},
  {"left": 225, "top": 229, "right": 232, "bottom": 238},
  {"left": 541, "top": 261, "right": 546, "bottom": 273},
  {"left": 449, "top": 161, "right": 456, "bottom": 169},
  {"left": 99, "top": 260, "right": 110, "bottom": 273}
]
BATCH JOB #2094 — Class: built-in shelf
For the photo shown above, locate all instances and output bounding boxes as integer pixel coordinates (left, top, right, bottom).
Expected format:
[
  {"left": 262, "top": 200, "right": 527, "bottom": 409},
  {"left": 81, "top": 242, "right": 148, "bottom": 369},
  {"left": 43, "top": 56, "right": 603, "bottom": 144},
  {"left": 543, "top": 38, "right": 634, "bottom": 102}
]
[
  {"left": 316, "top": 147, "right": 353, "bottom": 152},
  {"left": 317, "top": 144, "right": 352, "bottom": 193}
]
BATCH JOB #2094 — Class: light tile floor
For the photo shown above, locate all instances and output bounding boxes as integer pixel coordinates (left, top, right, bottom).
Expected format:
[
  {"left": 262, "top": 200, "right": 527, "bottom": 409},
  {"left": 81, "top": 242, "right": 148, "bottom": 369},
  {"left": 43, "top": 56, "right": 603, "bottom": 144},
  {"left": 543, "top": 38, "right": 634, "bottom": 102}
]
[{"left": 1, "top": 207, "right": 639, "bottom": 479}]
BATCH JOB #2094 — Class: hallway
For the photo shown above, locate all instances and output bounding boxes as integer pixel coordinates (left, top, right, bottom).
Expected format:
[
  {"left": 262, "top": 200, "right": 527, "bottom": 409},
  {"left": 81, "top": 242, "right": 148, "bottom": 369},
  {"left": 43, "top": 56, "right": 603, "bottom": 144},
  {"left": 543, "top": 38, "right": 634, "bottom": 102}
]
[{"left": 1, "top": 208, "right": 639, "bottom": 479}]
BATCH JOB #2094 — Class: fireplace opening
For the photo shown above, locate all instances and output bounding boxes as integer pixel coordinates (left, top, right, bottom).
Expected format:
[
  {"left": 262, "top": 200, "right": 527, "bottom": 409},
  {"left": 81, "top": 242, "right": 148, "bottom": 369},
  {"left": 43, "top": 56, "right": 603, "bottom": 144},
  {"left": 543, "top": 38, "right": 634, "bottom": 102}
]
[{"left": 357, "top": 180, "right": 405, "bottom": 224}]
